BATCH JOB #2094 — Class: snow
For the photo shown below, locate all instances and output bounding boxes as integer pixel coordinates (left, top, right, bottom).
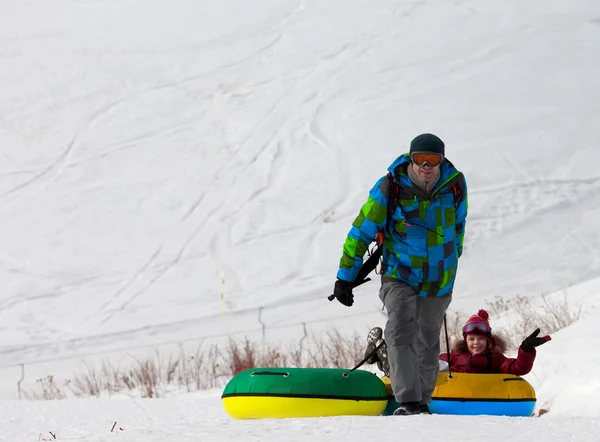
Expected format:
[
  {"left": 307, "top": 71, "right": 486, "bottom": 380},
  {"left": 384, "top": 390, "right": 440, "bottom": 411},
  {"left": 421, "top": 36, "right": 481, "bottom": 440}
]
[
  {"left": 2, "top": 392, "right": 600, "bottom": 442},
  {"left": 1, "top": 0, "right": 600, "bottom": 439},
  {"left": 5, "top": 385, "right": 600, "bottom": 441}
]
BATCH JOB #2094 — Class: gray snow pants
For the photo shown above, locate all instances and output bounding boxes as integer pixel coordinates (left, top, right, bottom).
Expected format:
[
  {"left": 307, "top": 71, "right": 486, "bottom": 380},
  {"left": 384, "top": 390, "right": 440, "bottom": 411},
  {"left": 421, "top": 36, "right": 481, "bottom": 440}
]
[{"left": 379, "top": 276, "right": 452, "bottom": 404}]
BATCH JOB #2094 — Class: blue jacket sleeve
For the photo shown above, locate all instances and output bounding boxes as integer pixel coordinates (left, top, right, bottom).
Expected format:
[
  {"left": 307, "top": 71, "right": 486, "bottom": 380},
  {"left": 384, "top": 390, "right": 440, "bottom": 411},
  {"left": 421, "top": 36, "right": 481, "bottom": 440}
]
[{"left": 337, "top": 175, "right": 390, "bottom": 282}]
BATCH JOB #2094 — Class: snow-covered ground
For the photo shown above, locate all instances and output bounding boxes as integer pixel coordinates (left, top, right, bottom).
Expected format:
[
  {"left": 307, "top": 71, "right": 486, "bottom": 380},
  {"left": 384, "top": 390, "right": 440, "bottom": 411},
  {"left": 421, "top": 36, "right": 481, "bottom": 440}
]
[
  {"left": 2, "top": 390, "right": 600, "bottom": 442},
  {"left": 1, "top": 0, "right": 600, "bottom": 439}
]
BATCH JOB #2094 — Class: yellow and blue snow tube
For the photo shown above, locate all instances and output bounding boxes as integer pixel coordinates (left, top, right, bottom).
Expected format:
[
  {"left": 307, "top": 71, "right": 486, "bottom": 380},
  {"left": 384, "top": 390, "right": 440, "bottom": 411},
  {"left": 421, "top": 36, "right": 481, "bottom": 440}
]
[
  {"left": 382, "top": 372, "right": 536, "bottom": 416},
  {"left": 222, "top": 367, "right": 388, "bottom": 419}
]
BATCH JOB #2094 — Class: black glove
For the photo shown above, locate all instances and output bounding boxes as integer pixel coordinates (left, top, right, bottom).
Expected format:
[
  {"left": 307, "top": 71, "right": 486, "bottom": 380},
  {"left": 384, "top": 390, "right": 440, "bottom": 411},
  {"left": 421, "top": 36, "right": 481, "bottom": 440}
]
[
  {"left": 333, "top": 279, "right": 354, "bottom": 307},
  {"left": 521, "top": 328, "right": 551, "bottom": 353}
]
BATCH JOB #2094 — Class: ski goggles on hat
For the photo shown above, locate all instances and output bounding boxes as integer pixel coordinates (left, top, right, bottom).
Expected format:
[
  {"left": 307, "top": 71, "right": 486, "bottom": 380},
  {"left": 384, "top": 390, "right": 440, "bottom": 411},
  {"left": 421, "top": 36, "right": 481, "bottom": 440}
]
[
  {"left": 411, "top": 152, "right": 443, "bottom": 167},
  {"left": 462, "top": 322, "right": 491, "bottom": 335}
]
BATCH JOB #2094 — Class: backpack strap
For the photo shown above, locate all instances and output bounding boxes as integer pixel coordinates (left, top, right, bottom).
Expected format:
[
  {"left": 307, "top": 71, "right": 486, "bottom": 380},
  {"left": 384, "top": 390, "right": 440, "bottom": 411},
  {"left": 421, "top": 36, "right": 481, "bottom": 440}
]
[
  {"left": 452, "top": 183, "right": 458, "bottom": 206},
  {"left": 450, "top": 172, "right": 466, "bottom": 209},
  {"left": 385, "top": 172, "right": 400, "bottom": 237},
  {"left": 375, "top": 173, "right": 400, "bottom": 274}
]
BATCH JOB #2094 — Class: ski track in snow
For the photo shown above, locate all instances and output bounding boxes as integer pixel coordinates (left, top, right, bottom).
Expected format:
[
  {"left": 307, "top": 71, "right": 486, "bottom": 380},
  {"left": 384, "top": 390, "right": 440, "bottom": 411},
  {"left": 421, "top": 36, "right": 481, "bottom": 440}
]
[
  {"left": 86, "top": 1, "right": 310, "bottom": 312},
  {"left": 4, "top": 3, "right": 309, "bottom": 333}
]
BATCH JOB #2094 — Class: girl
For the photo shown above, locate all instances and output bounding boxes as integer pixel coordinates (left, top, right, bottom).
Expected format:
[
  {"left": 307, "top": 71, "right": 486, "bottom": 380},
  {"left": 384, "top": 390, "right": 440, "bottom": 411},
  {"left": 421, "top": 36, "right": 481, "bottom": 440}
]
[{"left": 440, "top": 309, "right": 551, "bottom": 375}]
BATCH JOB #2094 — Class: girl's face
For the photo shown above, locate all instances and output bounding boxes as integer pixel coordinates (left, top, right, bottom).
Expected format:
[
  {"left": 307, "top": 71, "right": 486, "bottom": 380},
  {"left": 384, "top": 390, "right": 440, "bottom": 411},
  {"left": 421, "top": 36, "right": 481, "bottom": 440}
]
[{"left": 466, "top": 334, "right": 488, "bottom": 355}]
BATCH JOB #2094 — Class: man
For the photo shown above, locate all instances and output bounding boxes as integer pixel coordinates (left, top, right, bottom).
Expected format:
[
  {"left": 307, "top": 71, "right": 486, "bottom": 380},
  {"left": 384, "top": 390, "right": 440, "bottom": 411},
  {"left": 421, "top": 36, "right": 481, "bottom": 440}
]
[{"left": 333, "top": 133, "right": 468, "bottom": 415}]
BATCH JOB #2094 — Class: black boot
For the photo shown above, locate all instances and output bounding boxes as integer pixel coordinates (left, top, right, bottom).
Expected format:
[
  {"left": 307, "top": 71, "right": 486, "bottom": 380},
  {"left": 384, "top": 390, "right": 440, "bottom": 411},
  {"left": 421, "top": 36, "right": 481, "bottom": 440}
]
[
  {"left": 393, "top": 402, "right": 422, "bottom": 416},
  {"left": 420, "top": 404, "right": 432, "bottom": 414},
  {"left": 364, "top": 327, "right": 383, "bottom": 364},
  {"left": 375, "top": 339, "right": 390, "bottom": 378}
]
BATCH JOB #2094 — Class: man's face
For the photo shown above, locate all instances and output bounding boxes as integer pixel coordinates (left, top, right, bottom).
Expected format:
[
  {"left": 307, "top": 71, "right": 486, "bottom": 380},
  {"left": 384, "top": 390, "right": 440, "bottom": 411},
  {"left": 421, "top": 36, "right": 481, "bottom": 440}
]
[
  {"left": 411, "top": 161, "right": 440, "bottom": 181},
  {"left": 410, "top": 152, "right": 443, "bottom": 181}
]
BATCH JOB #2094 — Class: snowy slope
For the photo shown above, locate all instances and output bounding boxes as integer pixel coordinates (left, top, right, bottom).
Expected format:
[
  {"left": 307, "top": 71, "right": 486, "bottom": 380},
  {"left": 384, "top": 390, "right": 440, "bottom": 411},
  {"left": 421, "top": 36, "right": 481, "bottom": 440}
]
[
  {"left": 525, "top": 277, "right": 600, "bottom": 416},
  {"left": 2, "top": 391, "right": 600, "bottom": 442},
  {"left": 1, "top": 0, "right": 600, "bottom": 424}
]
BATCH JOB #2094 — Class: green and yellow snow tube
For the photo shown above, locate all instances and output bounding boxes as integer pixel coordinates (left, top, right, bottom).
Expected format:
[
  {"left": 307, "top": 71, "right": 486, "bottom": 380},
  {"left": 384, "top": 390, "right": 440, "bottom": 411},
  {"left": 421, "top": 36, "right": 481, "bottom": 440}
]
[{"left": 222, "top": 367, "right": 388, "bottom": 419}]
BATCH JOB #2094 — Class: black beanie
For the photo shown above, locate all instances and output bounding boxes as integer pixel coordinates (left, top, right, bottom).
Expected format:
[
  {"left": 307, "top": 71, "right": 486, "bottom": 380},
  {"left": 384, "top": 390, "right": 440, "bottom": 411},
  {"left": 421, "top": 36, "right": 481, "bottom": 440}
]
[{"left": 409, "top": 133, "right": 445, "bottom": 155}]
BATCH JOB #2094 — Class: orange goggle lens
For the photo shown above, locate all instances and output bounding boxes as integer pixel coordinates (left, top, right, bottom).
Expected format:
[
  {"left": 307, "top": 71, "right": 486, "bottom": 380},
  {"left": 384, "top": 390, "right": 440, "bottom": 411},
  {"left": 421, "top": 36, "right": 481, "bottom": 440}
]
[{"left": 411, "top": 152, "right": 443, "bottom": 167}]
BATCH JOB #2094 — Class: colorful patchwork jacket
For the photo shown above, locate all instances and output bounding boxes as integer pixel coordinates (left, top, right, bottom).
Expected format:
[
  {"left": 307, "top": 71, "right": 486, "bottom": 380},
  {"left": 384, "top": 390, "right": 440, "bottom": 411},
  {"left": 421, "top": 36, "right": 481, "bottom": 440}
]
[{"left": 337, "top": 153, "right": 468, "bottom": 297}]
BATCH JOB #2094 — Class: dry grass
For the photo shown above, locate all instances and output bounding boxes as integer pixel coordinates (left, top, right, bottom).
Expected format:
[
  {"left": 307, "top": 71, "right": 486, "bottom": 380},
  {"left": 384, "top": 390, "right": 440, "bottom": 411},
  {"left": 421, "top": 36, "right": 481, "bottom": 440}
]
[
  {"left": 32, "top": 375, "right": 67, "bottom": 401},
  {"left": 27, "top": 330, "right": 365, "bottom": 400},
  {"left": 484, "top": 291, "right": 581, "bottom": 350},
  {"left": 442, "top": 291, "right": 581, "bottom": 351},
  {"left": 27, "top": 293, "right": 581, "bottom": 400}
]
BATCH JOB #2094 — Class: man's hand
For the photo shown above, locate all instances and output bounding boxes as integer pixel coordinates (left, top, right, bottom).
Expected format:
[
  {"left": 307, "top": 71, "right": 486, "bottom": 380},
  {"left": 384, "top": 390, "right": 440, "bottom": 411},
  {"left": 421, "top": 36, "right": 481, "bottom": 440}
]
[{"left": 333, "top": 279, "right": 354, "bottom": 307}]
